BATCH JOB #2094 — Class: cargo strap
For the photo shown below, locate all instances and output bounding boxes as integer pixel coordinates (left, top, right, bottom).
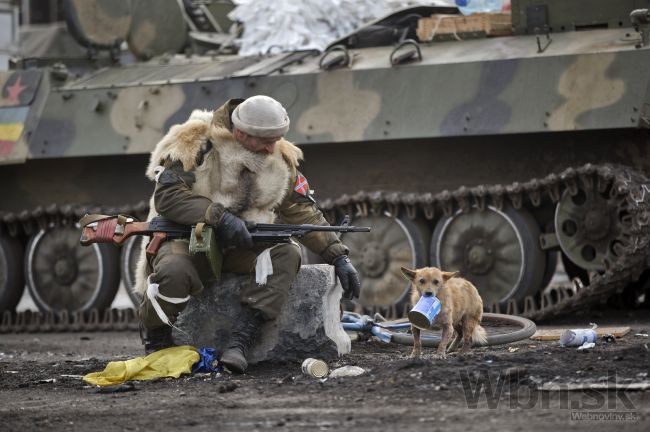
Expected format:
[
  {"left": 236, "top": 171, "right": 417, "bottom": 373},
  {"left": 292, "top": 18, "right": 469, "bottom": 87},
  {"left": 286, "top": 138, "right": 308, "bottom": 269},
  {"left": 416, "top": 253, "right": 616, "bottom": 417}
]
[{"left": 195, "top": 222, "right": 205, "bottom": 241}]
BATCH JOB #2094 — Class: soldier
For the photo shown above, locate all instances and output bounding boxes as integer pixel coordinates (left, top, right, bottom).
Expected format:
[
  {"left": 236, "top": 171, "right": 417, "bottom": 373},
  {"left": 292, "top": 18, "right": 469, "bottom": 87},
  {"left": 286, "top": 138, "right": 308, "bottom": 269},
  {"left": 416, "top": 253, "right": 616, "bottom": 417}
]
[{"left": 135, "top": 95, "right": 361, "bottom": 373}]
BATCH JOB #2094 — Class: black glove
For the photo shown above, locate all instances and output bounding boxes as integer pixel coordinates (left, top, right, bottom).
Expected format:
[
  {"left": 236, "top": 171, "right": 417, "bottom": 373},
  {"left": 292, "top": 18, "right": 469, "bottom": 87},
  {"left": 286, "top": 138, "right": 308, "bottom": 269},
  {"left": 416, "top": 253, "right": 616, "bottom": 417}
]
[
  {"left": 333, "top": 255, "right": 361, "bottom": 300},
  {"left": 215, "top": 210, "right": 254, "bottom": 250}
]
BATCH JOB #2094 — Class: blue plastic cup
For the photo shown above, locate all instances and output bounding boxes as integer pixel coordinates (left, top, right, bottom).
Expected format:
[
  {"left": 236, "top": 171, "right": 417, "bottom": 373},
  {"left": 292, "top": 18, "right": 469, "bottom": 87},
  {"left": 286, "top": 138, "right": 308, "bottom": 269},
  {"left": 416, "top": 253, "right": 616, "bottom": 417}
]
[{"left": 408, "top": 294, "right": 441, "bottom": 330}]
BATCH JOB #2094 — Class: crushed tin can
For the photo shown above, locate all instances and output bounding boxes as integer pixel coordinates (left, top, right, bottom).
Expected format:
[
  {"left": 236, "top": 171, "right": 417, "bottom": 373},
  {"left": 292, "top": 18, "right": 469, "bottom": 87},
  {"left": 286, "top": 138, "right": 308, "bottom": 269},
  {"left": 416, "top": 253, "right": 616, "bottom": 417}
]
[
  {"left": 301, "top": 358, "right": 329, "bottom": 378},
  {"left": 408, "top": 293, "right": 441, "bottom": 330},
  {"left": 329, "top": 366, "right": 366, "bottom": 378},
  {"left": 560, "top": 324, "right": 598, "bottom": 347}
]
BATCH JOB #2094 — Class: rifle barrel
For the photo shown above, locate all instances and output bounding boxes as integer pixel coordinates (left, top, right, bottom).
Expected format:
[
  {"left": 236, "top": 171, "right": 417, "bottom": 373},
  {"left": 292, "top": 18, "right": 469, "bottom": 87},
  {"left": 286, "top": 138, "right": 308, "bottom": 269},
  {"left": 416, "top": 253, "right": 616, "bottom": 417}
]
[{"left": 251, "top": 223, "right": 370, "bottom": 232}]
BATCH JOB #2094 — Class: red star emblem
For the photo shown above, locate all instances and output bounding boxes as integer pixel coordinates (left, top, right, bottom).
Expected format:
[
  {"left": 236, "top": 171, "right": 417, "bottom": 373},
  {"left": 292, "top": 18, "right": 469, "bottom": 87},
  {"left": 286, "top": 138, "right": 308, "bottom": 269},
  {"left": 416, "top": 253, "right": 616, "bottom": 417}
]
[{"left": 5, "top": 76, "right": 27, "bottom": 104}]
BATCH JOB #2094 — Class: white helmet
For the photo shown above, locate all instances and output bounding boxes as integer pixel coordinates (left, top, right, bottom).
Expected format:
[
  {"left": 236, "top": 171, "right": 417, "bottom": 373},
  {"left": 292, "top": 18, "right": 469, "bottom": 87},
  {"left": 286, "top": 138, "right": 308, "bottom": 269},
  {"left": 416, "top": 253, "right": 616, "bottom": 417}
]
[{"left": 231, "top": 95, "right": 290, "bottom": 137}]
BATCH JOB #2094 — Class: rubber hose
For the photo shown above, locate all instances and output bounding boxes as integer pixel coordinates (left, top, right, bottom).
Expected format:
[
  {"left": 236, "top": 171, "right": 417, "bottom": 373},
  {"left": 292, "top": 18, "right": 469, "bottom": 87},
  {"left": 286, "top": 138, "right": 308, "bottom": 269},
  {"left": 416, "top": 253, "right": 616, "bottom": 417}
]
[{"left": 389, "top": 313, "right": 537, "bottom": 347}]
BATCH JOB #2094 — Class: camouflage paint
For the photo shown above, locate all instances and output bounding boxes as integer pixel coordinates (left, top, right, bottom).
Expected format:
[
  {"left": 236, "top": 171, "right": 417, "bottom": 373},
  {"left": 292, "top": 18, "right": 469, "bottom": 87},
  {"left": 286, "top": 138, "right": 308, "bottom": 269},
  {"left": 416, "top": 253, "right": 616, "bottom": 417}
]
[
  {"left": 127, "top": 0, "right": 187, "bottom": 60},
  {"left": 109, "top": 84, "right": 187, "bottom": 154},
  {"left": 296, "top": 70, "right": 382, "bottom": 142},
  {"left": 66, "top": 0, "right": 131, "bottom": 46},
  {"left": 2, "top": 3, "right": 650, "bottom": 208},
  {"left": 6, "top": 26, "right": 641, "bottom": 161}
]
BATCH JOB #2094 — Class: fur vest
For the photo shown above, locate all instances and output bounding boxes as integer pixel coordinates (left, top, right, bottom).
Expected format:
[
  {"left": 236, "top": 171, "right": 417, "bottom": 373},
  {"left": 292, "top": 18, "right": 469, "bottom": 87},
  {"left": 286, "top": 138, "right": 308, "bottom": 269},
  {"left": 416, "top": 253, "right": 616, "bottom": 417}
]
[
  {"left": 145, "top": 108, "right": 302, "bottom": 223},
  {"left": 134, "top": 107, "right": 303, "bottom": 295}
]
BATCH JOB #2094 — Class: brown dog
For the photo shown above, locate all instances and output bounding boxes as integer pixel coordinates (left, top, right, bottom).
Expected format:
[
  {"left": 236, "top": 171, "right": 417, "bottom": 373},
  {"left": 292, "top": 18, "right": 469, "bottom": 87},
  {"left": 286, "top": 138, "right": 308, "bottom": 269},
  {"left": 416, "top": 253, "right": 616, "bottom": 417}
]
[{"left": 401, "top": 266, "right": 487, "bottom": 359}]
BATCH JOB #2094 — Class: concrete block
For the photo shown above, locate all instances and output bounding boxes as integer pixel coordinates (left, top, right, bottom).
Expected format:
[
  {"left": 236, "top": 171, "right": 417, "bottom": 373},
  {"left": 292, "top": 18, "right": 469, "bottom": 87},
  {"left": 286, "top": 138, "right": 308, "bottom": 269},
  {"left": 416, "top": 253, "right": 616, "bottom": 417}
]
[{"left": 173, "top": 264, "right": 351, "bottom": 364}]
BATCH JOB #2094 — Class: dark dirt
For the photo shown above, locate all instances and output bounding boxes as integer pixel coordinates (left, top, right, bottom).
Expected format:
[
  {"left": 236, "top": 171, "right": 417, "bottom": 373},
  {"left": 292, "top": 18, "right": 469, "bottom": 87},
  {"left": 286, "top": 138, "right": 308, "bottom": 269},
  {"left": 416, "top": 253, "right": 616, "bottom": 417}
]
[{"left": 1, "top": 311, "right": 649, "bottom": 431}]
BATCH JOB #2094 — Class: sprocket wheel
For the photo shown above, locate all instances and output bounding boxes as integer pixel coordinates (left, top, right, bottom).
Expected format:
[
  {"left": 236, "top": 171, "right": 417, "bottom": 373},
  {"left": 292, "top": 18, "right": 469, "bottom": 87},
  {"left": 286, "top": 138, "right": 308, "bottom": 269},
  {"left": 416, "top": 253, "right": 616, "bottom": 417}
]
[{"left": 554, "top": 180, "right": 630, "bottom": 272}]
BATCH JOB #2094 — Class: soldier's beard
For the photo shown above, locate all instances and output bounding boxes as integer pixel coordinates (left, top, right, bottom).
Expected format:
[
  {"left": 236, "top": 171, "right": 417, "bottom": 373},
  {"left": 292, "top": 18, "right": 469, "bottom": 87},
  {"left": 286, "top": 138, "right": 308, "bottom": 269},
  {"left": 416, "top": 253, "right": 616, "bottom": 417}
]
[{"left": 243, "top": 149, "right": 271, "bottom": 171}]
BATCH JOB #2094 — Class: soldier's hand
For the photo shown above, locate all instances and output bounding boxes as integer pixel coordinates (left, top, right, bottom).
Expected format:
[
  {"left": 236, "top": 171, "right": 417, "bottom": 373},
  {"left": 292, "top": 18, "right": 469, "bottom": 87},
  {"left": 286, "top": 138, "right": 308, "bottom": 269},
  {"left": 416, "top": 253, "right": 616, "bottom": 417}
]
[
  {"left": 333, "top": 255, "right": 361, "bottom": 300},
  {"left": 216, "top": 211, "right": 254, "bottom": 250}
]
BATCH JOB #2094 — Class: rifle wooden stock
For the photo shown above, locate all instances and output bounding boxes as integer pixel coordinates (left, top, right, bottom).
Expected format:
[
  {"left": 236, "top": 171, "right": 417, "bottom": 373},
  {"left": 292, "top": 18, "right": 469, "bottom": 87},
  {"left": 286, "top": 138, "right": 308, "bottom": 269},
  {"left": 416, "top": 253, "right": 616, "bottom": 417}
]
[
  {"left": 80, "top": 221, "right": 152, "bottom": 246},
  {"left": 79, "top": 215, "right": 191, "bottom": 256}
]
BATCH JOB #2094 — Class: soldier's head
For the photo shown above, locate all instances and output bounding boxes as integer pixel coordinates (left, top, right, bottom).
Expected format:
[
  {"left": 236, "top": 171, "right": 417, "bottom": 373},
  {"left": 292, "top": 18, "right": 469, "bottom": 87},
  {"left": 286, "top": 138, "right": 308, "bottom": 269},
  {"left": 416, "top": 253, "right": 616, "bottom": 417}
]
[{"left": 232, "top": 95, "right": 290, "bottom": 156}]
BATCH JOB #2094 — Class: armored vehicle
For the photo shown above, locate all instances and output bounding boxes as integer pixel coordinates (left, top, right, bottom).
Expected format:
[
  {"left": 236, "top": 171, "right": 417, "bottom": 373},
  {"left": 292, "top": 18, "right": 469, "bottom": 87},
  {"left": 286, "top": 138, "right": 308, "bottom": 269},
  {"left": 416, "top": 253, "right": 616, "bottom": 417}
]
[{"left": 1, "top": 0, "right": 649, "bottom": 325}]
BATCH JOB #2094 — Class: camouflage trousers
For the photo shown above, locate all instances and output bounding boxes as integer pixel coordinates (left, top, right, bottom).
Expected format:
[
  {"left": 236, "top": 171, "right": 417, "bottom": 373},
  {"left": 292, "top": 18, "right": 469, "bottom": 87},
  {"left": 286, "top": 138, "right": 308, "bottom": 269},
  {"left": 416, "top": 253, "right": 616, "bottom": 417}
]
[{"left": 139, "top": 239, "right": 302, "bottom": 330}]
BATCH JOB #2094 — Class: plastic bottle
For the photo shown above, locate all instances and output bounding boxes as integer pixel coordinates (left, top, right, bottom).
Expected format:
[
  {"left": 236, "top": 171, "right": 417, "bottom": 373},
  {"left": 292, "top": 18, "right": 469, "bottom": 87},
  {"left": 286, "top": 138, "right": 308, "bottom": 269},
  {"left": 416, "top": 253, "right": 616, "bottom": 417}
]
[{"left": 455, "top": 0, "right": 504, "bottom": 15}]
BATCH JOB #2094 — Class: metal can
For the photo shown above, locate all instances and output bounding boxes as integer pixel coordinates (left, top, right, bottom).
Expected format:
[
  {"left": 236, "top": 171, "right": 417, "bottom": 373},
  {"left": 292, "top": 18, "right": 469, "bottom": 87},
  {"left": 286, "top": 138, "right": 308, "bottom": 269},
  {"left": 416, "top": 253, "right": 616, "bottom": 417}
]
[
  {"left": 408, "top": 293, "right": 442, "bottom": 330},
  {"left": 559, "top": 328, "right": 598, "bottom": 347},
  {"left": 301, "top": 358, "right": 329, "bottom": 378}
]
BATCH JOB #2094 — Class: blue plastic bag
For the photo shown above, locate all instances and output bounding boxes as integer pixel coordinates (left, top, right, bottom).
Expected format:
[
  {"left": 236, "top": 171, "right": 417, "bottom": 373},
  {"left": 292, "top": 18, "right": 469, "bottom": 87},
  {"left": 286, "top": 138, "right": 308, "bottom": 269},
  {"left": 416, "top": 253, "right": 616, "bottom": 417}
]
[{"left": 192, "top": 347, "right": 221, "bottom": 373}]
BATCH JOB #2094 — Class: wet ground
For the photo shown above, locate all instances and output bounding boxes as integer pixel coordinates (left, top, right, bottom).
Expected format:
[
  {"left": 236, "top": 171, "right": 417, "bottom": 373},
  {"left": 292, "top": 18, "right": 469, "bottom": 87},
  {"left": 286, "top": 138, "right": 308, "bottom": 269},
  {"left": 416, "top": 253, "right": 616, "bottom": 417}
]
[{"left": 1, "top": 310, "right": 649, "bottom": 431}]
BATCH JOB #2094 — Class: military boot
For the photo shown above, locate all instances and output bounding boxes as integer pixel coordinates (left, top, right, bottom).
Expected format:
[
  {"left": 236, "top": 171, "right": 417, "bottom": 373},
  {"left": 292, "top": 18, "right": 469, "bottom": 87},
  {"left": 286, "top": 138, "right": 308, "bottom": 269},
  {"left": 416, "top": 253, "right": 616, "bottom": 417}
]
[
  {"left": 142, "top": 325, "right": 175, "bottom": 354},
  {"left": 220, "top": 307, "right": 265, "bottom": 374}
]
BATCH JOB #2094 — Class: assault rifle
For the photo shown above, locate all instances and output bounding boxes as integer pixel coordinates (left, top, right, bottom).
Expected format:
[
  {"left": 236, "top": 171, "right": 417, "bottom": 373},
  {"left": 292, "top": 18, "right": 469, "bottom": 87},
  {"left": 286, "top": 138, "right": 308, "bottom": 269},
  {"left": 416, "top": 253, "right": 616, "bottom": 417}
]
[
  {"left": 79, "top": 214, "right": 370, "bottom": 256},
  {"left": 246, "top": 216, "right": 370, "bottom": 243}
]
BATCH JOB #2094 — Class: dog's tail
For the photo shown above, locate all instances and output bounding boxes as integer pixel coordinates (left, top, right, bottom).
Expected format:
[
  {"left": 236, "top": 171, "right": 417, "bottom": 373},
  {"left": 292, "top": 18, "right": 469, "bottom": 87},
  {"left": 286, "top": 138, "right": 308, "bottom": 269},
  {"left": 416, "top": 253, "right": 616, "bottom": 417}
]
[{"left": 472, "top": 324, "right": 488, "bottom": 346}]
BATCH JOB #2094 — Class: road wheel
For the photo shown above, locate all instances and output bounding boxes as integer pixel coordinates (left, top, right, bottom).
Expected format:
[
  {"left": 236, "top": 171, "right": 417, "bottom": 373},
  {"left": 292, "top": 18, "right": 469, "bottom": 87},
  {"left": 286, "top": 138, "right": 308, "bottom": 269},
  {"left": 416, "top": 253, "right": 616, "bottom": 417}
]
[
  {"left": 120, "top": 235, "right": 144, "bottom": 307},
  {"left": 341, "top": 214, "right": 430, "bottom": 310},
  {"left": 25, "top": 226, "right": 120, "bottom": 314},
  {"left": 0, "top": 234, "right": 25, "bottom": 313},
  {"left": 430, "top": 206, "right": 546, "bottom": 309}
]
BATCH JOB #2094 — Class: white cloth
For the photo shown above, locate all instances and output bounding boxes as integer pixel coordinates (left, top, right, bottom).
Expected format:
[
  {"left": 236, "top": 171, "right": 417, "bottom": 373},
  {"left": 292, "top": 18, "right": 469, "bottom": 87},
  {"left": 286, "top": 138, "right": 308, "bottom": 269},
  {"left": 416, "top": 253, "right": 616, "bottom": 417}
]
[
  {"left": 254, "top": 241, "right": 300, "bottom": 285},
  {"left": 146, "top": 276, "right": 191, "bottom": 327},
  {"left": 255, "top": 246, "right": 276, "bottom": 285}
]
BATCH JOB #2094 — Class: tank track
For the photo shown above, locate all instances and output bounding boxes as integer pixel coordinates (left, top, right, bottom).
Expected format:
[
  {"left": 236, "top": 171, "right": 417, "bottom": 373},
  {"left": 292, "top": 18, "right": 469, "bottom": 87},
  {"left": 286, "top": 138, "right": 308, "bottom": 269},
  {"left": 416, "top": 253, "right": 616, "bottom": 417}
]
[
  {"left": 0, "top": 202, "right": 150, "bottom": 334},
  {"left": 0, "top": 308, "right": 139, "bottom": 333},
  {"left": 319, "top": 163, "right": 650, "bottom": 322},
  {"left": 0, "top": 201, "right": 150, "bottom": 238},
  {"left": 1, "top": 163, "right": 648, "bottom": 332}
]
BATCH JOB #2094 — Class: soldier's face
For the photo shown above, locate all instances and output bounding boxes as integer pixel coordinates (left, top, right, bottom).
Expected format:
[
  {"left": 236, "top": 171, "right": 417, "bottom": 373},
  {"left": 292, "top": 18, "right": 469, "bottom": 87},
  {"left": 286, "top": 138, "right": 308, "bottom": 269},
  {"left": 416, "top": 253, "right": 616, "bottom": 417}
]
[{"left": 235, "top": 129, "right": 281, "bottom": 156}]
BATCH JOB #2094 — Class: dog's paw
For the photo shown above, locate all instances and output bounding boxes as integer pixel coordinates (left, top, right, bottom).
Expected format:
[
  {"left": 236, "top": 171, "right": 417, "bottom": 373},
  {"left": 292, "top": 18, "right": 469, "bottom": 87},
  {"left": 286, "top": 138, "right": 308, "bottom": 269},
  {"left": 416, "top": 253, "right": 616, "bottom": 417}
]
[
  {"left": 432, "top": 353, "right": 447, "bottom": 360},
  {"left": 409, "top": 351, "right": 421, "bottom": 359}
]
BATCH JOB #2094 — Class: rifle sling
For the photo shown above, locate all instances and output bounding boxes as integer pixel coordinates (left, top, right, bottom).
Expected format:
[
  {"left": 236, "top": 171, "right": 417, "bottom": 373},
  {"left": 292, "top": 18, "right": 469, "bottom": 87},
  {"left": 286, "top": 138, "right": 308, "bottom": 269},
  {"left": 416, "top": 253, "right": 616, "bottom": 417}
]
[{"left": 79, "top": 214, "right": 112, "bottom": 228}]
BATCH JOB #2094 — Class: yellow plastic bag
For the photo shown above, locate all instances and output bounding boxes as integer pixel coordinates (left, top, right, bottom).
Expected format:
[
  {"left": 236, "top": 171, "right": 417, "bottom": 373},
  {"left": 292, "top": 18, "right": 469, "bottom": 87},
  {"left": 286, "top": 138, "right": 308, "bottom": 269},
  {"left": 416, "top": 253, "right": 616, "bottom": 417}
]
[{"left": 83, "top": 345, "right": 200, "bottom": 387}]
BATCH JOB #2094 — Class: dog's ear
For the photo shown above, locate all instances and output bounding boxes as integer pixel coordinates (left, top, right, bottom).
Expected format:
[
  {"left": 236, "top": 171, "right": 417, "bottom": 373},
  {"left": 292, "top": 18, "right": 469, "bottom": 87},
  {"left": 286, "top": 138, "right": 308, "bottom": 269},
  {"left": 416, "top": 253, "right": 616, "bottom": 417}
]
[
  {"left": 442, "top": 271, "right": 459, "bottom": 281},
  {"left": 400, "top": 267, "right": 417, "bottom": 281}
]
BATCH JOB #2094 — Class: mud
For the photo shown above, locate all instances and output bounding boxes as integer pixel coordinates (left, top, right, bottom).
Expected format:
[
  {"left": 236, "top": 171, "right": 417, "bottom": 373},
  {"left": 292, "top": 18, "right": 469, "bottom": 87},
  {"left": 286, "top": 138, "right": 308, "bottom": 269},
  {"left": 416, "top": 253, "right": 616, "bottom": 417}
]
[{"left": 1, "top": 311, "right": 649, "bottom": 431}]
